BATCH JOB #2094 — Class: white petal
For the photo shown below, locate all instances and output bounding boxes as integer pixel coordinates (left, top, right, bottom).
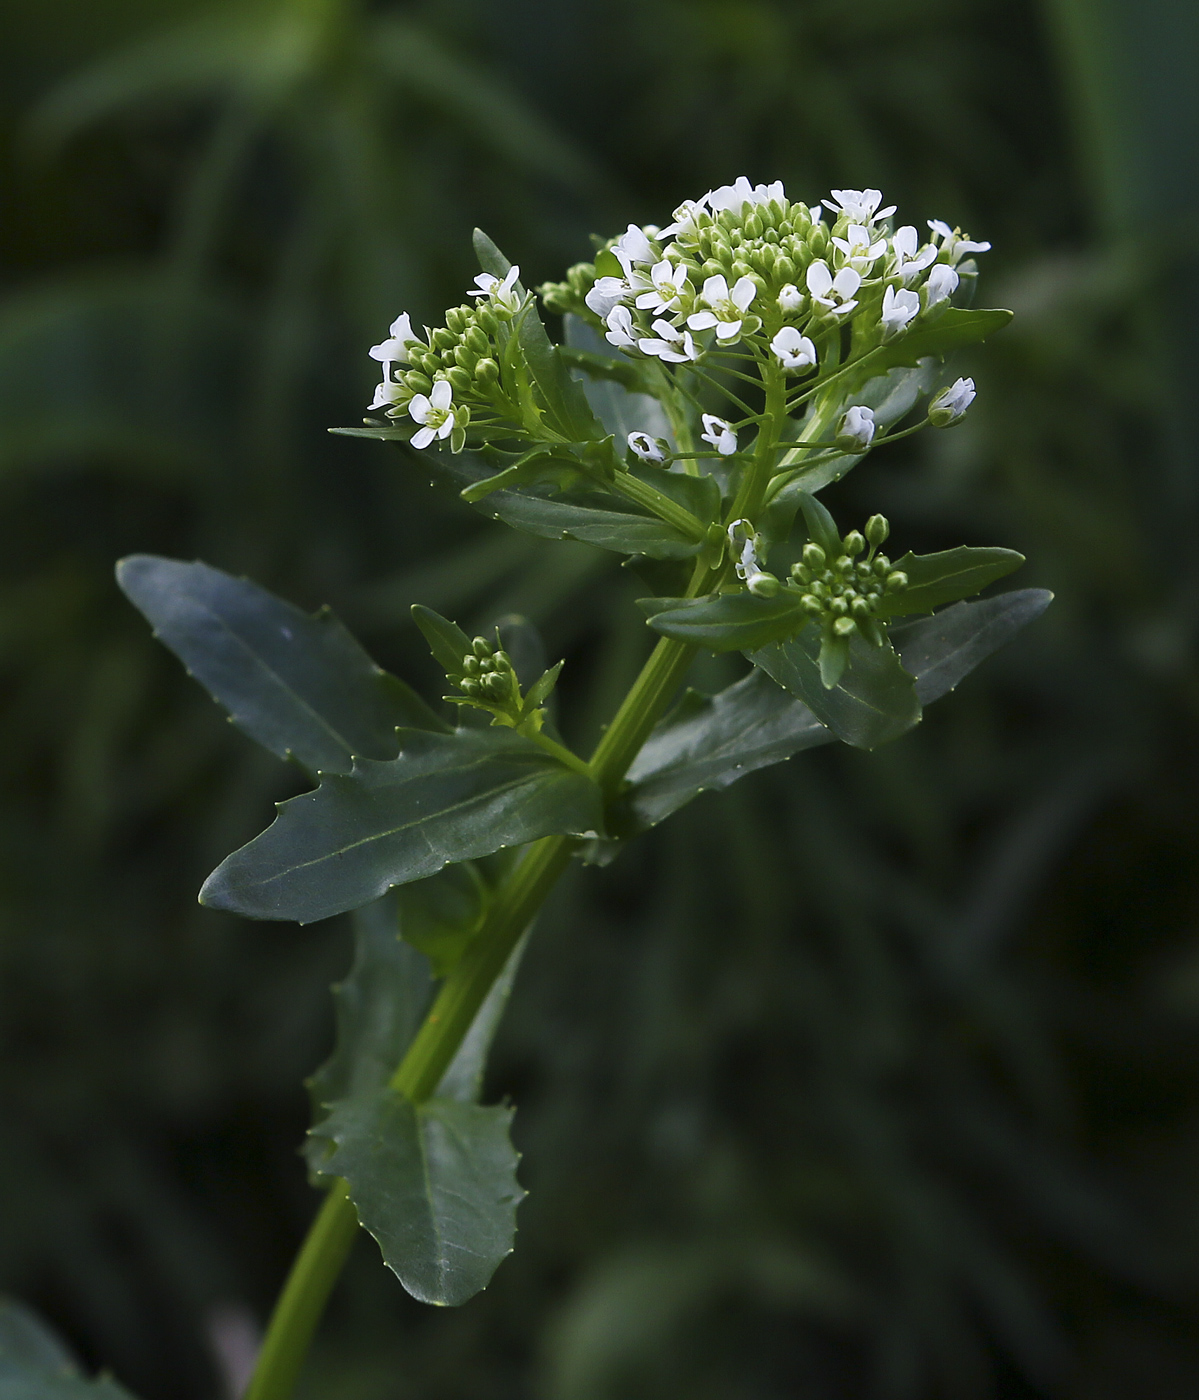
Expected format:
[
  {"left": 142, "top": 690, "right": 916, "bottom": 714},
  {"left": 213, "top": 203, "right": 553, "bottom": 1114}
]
[
  {"left": 701, "top": 274, "right": 729, "bottom": 305},
  {"left": 408, "top": 394, "right": 431, "bottom": 424},
  {"left": 688, "top": 310, "right": 718, "bottom": 330},
  {"left": 714, "top": 320, "right": 742, "bottom": 341},
  {"left": 806, "top": 260, "right": 832, "bottom": 297},
  {"left": 731, "top": 276, "right": 757, "bottom": 311},
  {"left": 430, "top": 379, "right": 453, "bottom": 410},
  {"left": 411, "top": 426, "right": 435, "bottom": 449}
]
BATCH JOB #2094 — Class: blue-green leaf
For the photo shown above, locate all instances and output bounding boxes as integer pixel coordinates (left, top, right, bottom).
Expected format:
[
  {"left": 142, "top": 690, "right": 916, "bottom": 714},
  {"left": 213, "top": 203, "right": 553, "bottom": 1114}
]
[
  {"left": 117, "top": 556, "right": 446, "bottom": 779},
  {"left": 411, "top": 604, "right": 473, "bottom": 674},
  {"left": 313, "top": 1090, "right": 523, "bottom": 1306},
  {"left": 396, "top": 863, "right": 488, "bottom": 977},
  {"left": 878, "top": 547, "right": 1025, "bottom": 616},
  {"left": 750, "top": 629, "right": 921, "bottom": 749},
  {"left": 200, "top": 728, "right": 602, "bottom": 923},
  {"left": 0, "top": 1299, "right": 136, "bottom": 1400},
  {"left": 640, "top": 591, "right": 808, "bottom": 652}
]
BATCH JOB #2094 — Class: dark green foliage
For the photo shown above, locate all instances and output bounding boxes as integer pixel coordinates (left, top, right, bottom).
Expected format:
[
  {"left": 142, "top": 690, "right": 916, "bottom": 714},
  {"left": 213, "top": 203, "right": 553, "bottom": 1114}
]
[{"left": 0, "top": 1300, "right": 137, "bottom": 1400}]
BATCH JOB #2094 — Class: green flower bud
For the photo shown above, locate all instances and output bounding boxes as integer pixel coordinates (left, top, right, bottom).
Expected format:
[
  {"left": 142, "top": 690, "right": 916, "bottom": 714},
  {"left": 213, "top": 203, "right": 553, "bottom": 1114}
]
[
  {"left": 731, "top": 259, "right": 753, "bottom": 279},
  {"left": 463, "top": 655, "right": 480, "bottom": 676},
  {"left": 431, "top": 327, "right": 456, "bottom": 351},
  {"left": 809, "top": 225, "right": 829, "bottom": 255},
  {"left": 829, "top": 596, "right": 849, "bottom": 615},
  {"left": 472, "top": 636, "right": 492, "bottom": 658},
  {"left": 475, "top": 306, "right": 498, "bottom": 335},
  {"left": 484, "top": 673, "right": 509, "bottom": 700},
  {"left": 886, "top": 571, "right": 908, "bottom": 592},
  {"left": 873, "top": 555, "right": 891, "bottom": 575},
  {"left": 803, "top": 543, "right": 826, "bottom": 570},
  {"left": 459, "top": 677, "right": 481, "bottom": 696},
  {"left": 775, "top": 255, "right": 796, "bottom": 283},
  {"left": 465, "top": 326, "right": 490, "bottom": 356},
  {"left": 445, "top": 307, "right": 468, "bottom": 334},
  {"left": 403, "top": 370, "right": 432, "bottom": 393},
  {"left": 850, "top": 596, "right": 873, "bottom": 618},
  {"left": 446, "top": 366, "right": 473, "bottom": 395},
  {"left": 833, "top": 615, "right": 857, "bottom": 637},
  {"left": 452, "top": 344, "right": 477, "bottom": 370},
  {"left": 834, "top": 555, "right": 854, "bottom": 575},
  {"left": 843, "top": 530, "right": 865, "bottom": 557},
  {"left": 801, "top": 594, "right": 824, "bottom": 616},
  {"left": 865, "top": 514, "right": 890, "bottom": 547},
  {"left": 493, "top": 651, "right": 512, "bottom": 672},
  {"left": 747, "top": 571, "right": 781, "bottom": 598}
]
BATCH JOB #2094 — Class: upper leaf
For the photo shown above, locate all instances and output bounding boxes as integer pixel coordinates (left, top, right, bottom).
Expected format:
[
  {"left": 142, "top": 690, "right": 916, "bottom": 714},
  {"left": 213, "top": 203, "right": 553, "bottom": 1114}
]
[
  {"left": 639, "top": 591, "right": 808, "bottom": 653},
  {"left": 877, "top": 547, "right": 1025, "bottom": 616},
  {"left": 871, "top": 306, "right": 1013, "bottom": 372},
  {"left": 313, "top": 1090, "right": 524, "bottom": 1306},
  {"left": 750, "top": 629, "right": 921, "bottom": 749},
  {"left": 0, "top": 1298, "right": 137, "bottom": 1400},
  {"left": 117, "top": 556, "right": 447, "bottom": 779},
  {"left": 200, "top": 727, "right": 603, "bottom": 923},
  {"left": 563, "top": 314, "right": 674, "bottom": 445}
]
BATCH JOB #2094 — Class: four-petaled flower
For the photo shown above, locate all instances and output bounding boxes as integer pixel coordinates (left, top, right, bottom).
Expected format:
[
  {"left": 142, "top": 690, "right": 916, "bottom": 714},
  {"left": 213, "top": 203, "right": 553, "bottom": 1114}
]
[
  {"left": 659, "top": 199, "right": 708, "bottom": 240},
  {"left": 880, "top": 285, "right": 920, "bottom": 338},
  {"left": 471, "top": 267, "right": 523, "bottom": 312},
  {"left": 824, "top": 188, "right": 897, "bottom": 225},
  {"left": 586, "top": 276, "right": 631, "bottom": 318},
  {"left": 701, "top": 414, "right": 738, "bottom": 456},
  {"left": 369, "top": 378, "right": 407, "bottom": 412},
  {"left": 408, "top": 379, "right": 455, "bottom": 448},
  {"left": 807, "top": 260, "right": 861, "bottom": 316},
  {"left": 927, "top": 221, "right": 992, "bottom": 265},
  {"left": 929, "top": 377, "right": 976, "bottom": 427},
  {"left": 636, "top": 260, "right": 691, "bottom": 315},
  {"left": 605, "top": 306, "right": 637, "bottom": 349},
  {"left": 832, "top": 224, "right": 888, "bottom": 272},
  {"left": 837, "top": 405, "right": 876, "bottom": 452},
  {"left": 890, "top": 226, "right": 938, "bottom": 285},
  {"left": 612, "top": 224, "right": 656, "bottom": 272},
  {"left": 628, "top": 431, "right": 666, "bottom": 462},
  {"left": 369, "top": 312, "right": 422, "bottom": 373},
  {"left": 924, "top": 264, "right": 959, "bottom": 308},
  {"left": 638, "top": 319, "right": 700, "bottom": 363},
  {"left": 687, "top": 274, "right": 757, "bottom": 341},
  {"left": 770, "top": 327, "right": 818, "bottom": 373}
]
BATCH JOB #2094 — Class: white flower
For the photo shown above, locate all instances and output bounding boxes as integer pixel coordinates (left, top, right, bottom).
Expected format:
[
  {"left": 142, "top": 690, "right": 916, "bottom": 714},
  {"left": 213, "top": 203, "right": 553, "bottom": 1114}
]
[
  {"left": 890, "top": 226, "right": 938, "bottom": 284},
  {"left": 605, "top": 305, "right": 638, "bottom": 350},
  {"left": 806, "top": 259, "right": 861, "bottom": 316},
  {"left": 636, "top": 260, "right": 691, "bottom": 315},
  {"left": 836, "top": 405, "right": 876, "bottom": 452},
  {"left": 470, "top": 266, "right": 522, "bottom": 312},
  {"left": 728, "top": 519, "right": 779, "bottom": 595},
  {"left": 777, "top": 283, "right": 804, "bottom": 312},
  {"left": 638, "top": 319, "right": 700, "bottom": 363},
  {"left": 927, "top": 220, "right": 992, "bottom": 265},
  {"left": 831, "top": 224, "right": 888, "bottom": 271},
  {"left": 408, "top": 379, "right": 455, "bottom": 449},
  {"left": 770, "top": 326, "right": 818, "bottom": 372},
  {"left": 706, "top": 176, "right": 783, "bottom": 215},
  {"left": 700, "top": 414, "right": 738, "bottom": 456},
  {"left": 585, "top": 276, "right": 630, "bottom": 318},
  {"left": 929, "top": 377, "right": 976, "bottom": 427},
  {"left": 880, "top": 285, "right": 921, "bottom": 338},
  {"left": 369, "top": 377, "right": 407, "bottom": 412},
  {"left": 369, "top": 312, "right": 422, "bottom": 371},
  {"left": 924, "top": 263, "right": 959, "bottom": 308},
  {"left": 823, "top": 188, "right": 896, "bottom": 225},
  {"left": 612, "top": 224, "right": 656, "bottom": 271},
  {"left": 628, "top": 431, "right": 667, "bottom": 462},
  {"left": 686, "top": 274, "right": 757, "bottom": 341},
  {"left": 659, "top": 198, "right": 709, "bottom": 240}
]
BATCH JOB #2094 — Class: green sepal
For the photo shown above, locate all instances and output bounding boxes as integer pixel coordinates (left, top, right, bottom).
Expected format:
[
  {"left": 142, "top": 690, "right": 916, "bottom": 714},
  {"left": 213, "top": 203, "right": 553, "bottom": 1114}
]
[
  {"left": 116, "top": 555, "right": 448, "bottom": 780},
  {"left": 199, "top": 727, "right": 604, "bottom": 924},
  {"left": 872, "top": 306, "right": 1013, "bottom": 371},
  {"left": 640, "top": 590, "right": 808, "bottom": 653},
  {"left": 312, "top": 1090, "right": 524, "bottom": 1307},
  {"left": 412, "top": 604, "right": 473, "bottom": 675},
  {"left": 876, "top": 547, "right": 1025, "bottom": 616},
  {"left": 750, "top": 628, "right": 921, "bottom": 749}
]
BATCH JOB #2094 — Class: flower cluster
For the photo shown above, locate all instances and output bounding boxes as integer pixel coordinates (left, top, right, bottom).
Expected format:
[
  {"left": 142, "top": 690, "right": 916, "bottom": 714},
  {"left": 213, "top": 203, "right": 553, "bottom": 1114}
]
[
  {"left": 788, "top": 514, "right": 907, "bottom": 647},
  {"left": 540, "top": 179, "right": 988, "bottom": 376},
  {"left": 452, "top": 635, "right": 518, "bottom": 705},
  {"left": 366, "top": 268, "right": 528, "bottom": 451}
]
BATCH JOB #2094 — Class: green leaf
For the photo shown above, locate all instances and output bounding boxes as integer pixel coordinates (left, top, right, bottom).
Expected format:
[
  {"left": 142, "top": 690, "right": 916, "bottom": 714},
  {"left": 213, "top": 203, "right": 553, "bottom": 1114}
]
[
  {"left": 878, "top": 547, "right": 1025, "bottom": 616},
  {"left": 871, "top": 307, "right": 1013, "bottom": 372},
  {"left": 396, "top": 863, "right": 488, "bottom": 977},
  {"left": 200, "top": 727, "right": 603, "bottom": 923},
  {"left": 751, "top": 629, "right": 921, "bottom": 749},
  {"left": 472, "top": 228, "right": 512, "bottom": 280},
  {"left": 891, "top": 588, "right": 1053, "bottom": 704},
  {"left": 484, "top": 489, "right": 706, "bottom": 560},
  {"left": 313, "top": 1090, "right": 524, "bottom": 1306},
  {"left": 411, "top": 604, "right": 473, "bottom": 674},
  {"left": 624, "top": 669, "right": 829, "bottom": 828},
  {"left": 633, "top": 462, "right": 722, "bottom": 528},
  {"left": 797, "top": 492, "right": 843, "bottom": 557},
  {"left": 0, "top": 1299, "right": 137, "bottom": 1400},
  {"left": 435, "top": 937, "right": 527, "bottom": 1104},
  {"left": 117, "top": 556, "right": 447, "bottom": 779},
  {"left": 564, "top": 314, "right": 673, "bottom": 444},
  {"left": 307, "top": 893, "right": 434, "bottom": 1126},
  {"left": 640, "top": 591, "right": 808, "bottom": 652},
  {"left": 624, "top": 589, "right": 1052, "bottom": 828}
]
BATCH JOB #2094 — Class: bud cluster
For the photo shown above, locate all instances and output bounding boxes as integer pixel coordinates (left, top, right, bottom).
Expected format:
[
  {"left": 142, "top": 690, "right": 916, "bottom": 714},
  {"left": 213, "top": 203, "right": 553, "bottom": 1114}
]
[
  {"left": 452, "top": 636, "right": 518, "bottom": 707},
  {"left": 788, "top": 514, "right": 907, "bottom": 647}
]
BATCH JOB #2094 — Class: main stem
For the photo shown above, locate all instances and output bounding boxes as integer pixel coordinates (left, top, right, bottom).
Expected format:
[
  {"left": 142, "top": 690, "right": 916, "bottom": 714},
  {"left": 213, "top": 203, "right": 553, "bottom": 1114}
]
[{"left": 243, "top": 560, "right": 716, "bottom": 1400}]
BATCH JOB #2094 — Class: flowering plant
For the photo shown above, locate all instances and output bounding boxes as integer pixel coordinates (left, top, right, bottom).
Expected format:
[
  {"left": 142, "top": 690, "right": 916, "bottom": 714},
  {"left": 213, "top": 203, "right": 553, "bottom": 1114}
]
[{"left": 107, "top": 179, "right": 1047, "bottom": 1400}]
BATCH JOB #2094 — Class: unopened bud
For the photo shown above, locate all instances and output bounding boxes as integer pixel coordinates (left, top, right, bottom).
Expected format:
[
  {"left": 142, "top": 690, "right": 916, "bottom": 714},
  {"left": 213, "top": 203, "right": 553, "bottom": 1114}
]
[
  {"left": 463, "top": 655, "right": 480, "bottom": 676},
  {"left": 886, "top": 572, "right": 908, "bottom": 592},
  {"left": 465, "top": 326, "right": 490, "bottom": 356},
  {"left": 801, "top": 594, "right": 823, "bottom": 616},
  {"left": 747, "top": 571, "right": 781, "bottom": 598},
  {"left": 802, "top": 543, "right": 826, "bottom": 570},
  {"left": 843, "top": 530, "right": 865, "bottom": 557},
  {"left": 404, "top": 371, "right": 432, "bottom": 394},
  {"left": 446, "top": 366, "right": 473, "bottom": 395},
  {"left": 475, "top": 358, "right": 499, "bottom": 387},
  {"left": 833, "top": 616, "right": 857, "bottom": 637},
  {"left": 836, "top": 406, "right": 876, "bottom": 453},
  {"left": 472, "top": 636, "right": 491, "bottom": 658},
  {"left": 865, "top": 514, "right": 890, "bottom": 547},
  {"left": 929, "top": 376, "right": 976, "bottom": 427}
]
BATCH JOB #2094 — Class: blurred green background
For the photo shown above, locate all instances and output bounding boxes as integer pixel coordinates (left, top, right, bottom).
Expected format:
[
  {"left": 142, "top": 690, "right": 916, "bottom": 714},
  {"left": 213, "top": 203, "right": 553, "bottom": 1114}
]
[{"left": 1, "top": 1, "right": 1198, "bottom": 1397}]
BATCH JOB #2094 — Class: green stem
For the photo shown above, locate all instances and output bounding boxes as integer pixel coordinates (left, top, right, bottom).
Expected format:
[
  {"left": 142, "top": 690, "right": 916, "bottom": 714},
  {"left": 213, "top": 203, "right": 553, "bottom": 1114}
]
[{"left": 243, "top": 558, "right": 715, "bottom": 1400}]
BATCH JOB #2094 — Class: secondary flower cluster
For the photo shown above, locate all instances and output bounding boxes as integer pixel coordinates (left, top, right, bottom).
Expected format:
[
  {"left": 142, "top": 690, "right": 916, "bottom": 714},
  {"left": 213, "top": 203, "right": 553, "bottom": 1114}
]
[
  {"left": 788, "top": 514, "right": 907, "bottom": 647},
  {"left": 540, "top": 179, "right": 988, "bottom": 376},
  {"left": 366, "top": 268, "right": 527, "bottom": 450}
]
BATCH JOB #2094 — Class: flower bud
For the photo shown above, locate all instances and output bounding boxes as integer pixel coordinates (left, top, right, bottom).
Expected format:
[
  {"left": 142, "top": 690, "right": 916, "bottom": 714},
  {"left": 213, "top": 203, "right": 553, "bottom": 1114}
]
[
  {"left": 459, "top": 677, "right": 481, "bottom": 696},
  {"left": 801, "top": 594, "right": 824, "bottom": 615},
  {"left": 404, "top": 371, "right": 432, "bottom": 393},
  {"left": 445, "top": 307, "right": 468, "bottom": 334},
  {"left": 431, "top": 327, "right": 456, "bottom": 351},
  {"left": 475, "top": 306, "right": 498, "bottom": 335},
  {"left": 833, "top": 616, "right": 857, "bottom": 637},
  {"left": 803, "top": 543, "right": 826, "bottom": 570},
  {"left": 928, "top": 376, "right": 976, "bottom": 427},
  {"left": 453, "top": 344, "right": 477, "bottom": 370},
  {"left": 484, "top": 673, "right": 509, "bottom": 700},
  {"left": 446, "top": 366, "right": 473, "bottom": 395},
  {"left": 865, "top": 514, "right": 890, "bottom": 547},
  {"left": 747, "top": 571, "right": 781, "bottom": 598},
  {"left": 851, "top": 596, "right": 873, "bottom": 618},
  {"left": 493, "top": 651, "right": 513, "bottom": 672},
  {"left": 463, "top": 655, "right": 480, "bottom": 676},
  {"left": 472, "top": 636, "right": 492, "bottom": 658},
  {"left": 885, "top": 571, "right": 908, "bottom": 592},
  {"left": 475, "top": 358, "right": 500, "bottom": 387},
  {"left": 836, "top": 405, "right": 876, "bottom": 452},
  {"left": 842, "top": 530, "right": 865, "bottom": 556},
  {"left": 466, "top": 326, "right": 490, "bottom": 356}
]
